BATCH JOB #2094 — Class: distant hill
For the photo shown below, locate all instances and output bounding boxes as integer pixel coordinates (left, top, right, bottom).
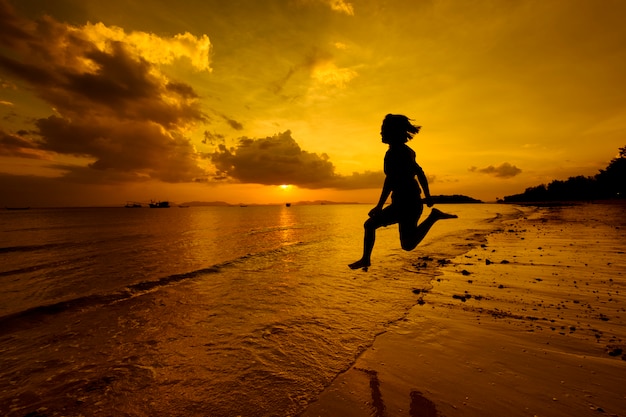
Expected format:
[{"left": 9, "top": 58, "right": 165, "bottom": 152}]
[
  {"left": 180, "top": 201, "right": 232, "bottom": 207},
  {"left": 181, "top": 200, "right": 359, "bottom": 206},
  {"left": 431, "top": 194, "right": 482, "bottom": 204},
  {"left": 181, "top": 196, "right": 481, "bottom": 206},
  {"left": 291, "top": 200, "right": 359, "bottom": 205},
  {"left": 502, "top": 145, "right": 625, "bottom": 203}
]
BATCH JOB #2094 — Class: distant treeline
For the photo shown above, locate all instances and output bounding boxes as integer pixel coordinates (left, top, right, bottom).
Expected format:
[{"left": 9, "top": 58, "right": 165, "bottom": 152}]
[{"left": 502, "top": 145, "right": 625, "bottom": 203}]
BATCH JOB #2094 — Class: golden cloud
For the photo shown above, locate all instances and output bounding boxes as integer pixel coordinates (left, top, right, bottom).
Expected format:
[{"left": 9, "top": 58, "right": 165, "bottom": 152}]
[
  {"left": 295, "top": 0, "right": 354, "bottom": 16},
  {"left": 80, "top": 23, "right": 212, "bottom": 72},
  {"left": 325, "top": 0, "right": 354, "bottom": 16},
  {"left": 311, "top": 61, "right": 358, "bottom": 89}
]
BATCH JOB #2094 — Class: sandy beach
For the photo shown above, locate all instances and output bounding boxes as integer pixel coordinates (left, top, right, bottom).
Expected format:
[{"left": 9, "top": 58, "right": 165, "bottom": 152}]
[{"left": 302, "top": 203, "right": 626, "bottom": 417}]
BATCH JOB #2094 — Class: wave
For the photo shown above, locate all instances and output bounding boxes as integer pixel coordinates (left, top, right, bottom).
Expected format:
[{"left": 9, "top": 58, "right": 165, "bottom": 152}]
[
  {"left": 0, "top": 242, "right": 76, "bottom": 254},
  {"left": 0, "top": 265, "right": 221, "bottom": 335},
  {"left": 0, "top": 259, "right": 75, "bottom": 278},
  {"left": 482, "top": 207, "right": 526, "bottom": 224},
  {"left": 0, "top": 241, "right": 308, "bottom": 335}
]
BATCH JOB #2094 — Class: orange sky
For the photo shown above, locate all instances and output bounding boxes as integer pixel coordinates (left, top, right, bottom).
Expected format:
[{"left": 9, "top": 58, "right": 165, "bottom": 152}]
[{"left": 1, "top": 0, "right": 625, "bottom": 206}]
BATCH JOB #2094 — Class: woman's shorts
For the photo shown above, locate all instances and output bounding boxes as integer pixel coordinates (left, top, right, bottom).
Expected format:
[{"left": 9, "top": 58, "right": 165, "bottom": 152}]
[{"left": 371, "top": 201, "right": 423, "bottom": 228}]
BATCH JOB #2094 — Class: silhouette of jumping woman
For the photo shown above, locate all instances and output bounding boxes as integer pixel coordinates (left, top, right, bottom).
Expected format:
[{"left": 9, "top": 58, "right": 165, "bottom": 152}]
[{"left": 349, "top": 114, "right": 457, "bottom": 270}]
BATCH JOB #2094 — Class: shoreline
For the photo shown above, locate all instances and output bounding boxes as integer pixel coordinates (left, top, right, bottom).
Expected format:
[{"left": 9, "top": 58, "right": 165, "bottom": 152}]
[{"left": 301, "top": 203, "right": 626, "bottom": 417}]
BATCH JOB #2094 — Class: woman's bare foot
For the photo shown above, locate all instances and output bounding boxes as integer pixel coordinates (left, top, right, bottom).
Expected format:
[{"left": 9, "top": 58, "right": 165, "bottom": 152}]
[
  {"left": 430, "top": 208, "right": 458, "bottom": 220},
  {"left": 348, "top": 259, "right": 371, "bottom": 270}
]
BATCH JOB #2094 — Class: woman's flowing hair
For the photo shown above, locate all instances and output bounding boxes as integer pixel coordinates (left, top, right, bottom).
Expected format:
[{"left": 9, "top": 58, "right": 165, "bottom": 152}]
[{"left": 382, "top": 114, "right": 421, "bottom": 143}]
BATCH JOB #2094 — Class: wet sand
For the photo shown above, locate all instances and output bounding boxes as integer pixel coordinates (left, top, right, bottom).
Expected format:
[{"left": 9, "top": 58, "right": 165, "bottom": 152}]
[{"left": 302, "top": 203, "right": 626, "bottom": 417}]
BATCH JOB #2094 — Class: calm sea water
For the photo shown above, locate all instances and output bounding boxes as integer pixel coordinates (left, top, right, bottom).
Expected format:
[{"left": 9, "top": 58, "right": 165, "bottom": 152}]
[{"left": 0, "top": 204, "right": 520, "bottom": 416}]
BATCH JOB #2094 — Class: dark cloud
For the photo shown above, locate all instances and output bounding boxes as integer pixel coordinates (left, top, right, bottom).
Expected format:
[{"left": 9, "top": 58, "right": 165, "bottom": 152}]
[
  {"left": 202, "top": 130, "right": 225, "bottom": 146},
  {"left": 166, "top": 81, "right": 199, "bottom": 99},
  {"left": 0, "top": 1, "right": 35, "bottom": 48},
  {"left": 0, "top": 129, "right": 44, "bottom": 159},
  {"left": 208, "top": 130, "right": 383, "bottom": 189},
  {"left": 0, "top": 0, "right": 207, "bottom": 183},
  {"left": 469, "top": 162, "right": 522, "bottom": 178},
  {"left": 35, "top": 117, "right": 205, "bottom": 182},
  {"left": 220, "top": 114, "right": 244, "bottom": 130}
]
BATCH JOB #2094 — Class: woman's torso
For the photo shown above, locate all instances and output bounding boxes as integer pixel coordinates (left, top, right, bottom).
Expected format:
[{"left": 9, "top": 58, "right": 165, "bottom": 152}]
[{"left": 384, "top": 144, "right": 421, "bottom": 204}]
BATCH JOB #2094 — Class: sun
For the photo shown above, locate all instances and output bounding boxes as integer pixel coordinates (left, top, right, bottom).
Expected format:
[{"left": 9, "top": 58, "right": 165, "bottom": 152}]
[{"left": 279, "top": 184, "right": 291, "bottom": 190}]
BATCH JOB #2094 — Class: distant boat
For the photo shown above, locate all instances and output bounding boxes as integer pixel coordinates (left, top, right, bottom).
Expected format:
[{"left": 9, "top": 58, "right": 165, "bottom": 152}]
[
  {"left": 124, "top": 201, "right": 142, "bottom": 208},
  {"left": 149, "top": 201, "right": 170, "bottom": 208},
  {"left": 5, "top": 207, "right": 30, "bottom": 210},
  {"left": 285, "top": 203, "right": 291, "bottom": 207},
  {"left": 178, "top": 205, "right": 189, "bottom": 208}
]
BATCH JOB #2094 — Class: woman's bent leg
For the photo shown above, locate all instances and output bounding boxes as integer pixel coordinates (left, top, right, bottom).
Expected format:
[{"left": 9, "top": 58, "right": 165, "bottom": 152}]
[{"left": 400, "top": 208, "right": 458, "bottom": 251}]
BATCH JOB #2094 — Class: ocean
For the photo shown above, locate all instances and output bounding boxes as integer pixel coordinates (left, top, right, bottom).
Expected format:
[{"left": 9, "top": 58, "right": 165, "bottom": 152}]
[{"left": 0, "top": 203, "right": 522, "bottom": 416}]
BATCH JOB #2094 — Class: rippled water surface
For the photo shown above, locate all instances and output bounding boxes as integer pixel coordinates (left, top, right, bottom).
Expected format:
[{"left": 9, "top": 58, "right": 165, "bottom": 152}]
[{"left": 0, "top": 204, "right": 521, "bottom": 416}]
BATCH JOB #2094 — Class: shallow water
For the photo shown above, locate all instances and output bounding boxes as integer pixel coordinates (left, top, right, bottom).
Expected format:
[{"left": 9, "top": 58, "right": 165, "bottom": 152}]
[{"left": 0, "top": 204, "right": 521, "bottom": 416}]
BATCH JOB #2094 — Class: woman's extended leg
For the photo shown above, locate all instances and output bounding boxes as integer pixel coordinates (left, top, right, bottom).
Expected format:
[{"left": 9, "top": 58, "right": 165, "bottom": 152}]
[
  {"left": 348, "top": 217, "right": 379, "bottom": 270},
  {"left": 399, "top": 208, "right": 458, "bottom": 251}
]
